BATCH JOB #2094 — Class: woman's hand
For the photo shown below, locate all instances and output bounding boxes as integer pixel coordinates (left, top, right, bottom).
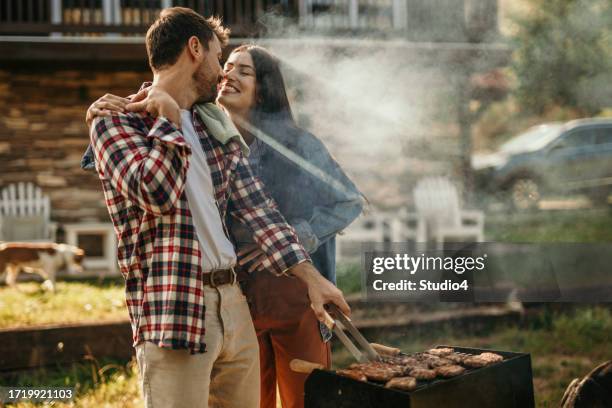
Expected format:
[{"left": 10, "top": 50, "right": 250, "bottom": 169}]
[
  {"left": 85, "top": 93, "right": 130, "bottom": 128},
  {"left": 237, "top": 244, "right": 267, "bottom": 273},
  {"left": 125, "top": 86, "right": 182, "bottom": 128}
]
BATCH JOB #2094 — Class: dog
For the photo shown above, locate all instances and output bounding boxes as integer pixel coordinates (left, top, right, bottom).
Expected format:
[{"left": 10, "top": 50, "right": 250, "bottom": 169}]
[{"left": 0, "top": 242, "right": 85, "bottom": 292}]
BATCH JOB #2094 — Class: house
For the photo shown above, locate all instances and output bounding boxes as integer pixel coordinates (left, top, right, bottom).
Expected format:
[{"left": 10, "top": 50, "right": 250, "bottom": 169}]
[{"left": 0, "top": 0, "right": 507, "bottom": 257}]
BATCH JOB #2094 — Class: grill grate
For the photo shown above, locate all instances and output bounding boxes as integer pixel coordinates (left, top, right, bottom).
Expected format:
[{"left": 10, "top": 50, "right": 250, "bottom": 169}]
[{"left": 305, "top": 346, "right": 535, "bottom": 408}]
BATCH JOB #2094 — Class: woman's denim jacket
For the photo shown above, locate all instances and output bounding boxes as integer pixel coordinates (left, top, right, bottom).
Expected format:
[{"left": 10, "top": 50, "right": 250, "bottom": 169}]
[
  {"left": 227, "top": 117, "right": 363, "bottom": 340},
  {"left": 228, "top": 117, "right": 363, "bottom": 283}
]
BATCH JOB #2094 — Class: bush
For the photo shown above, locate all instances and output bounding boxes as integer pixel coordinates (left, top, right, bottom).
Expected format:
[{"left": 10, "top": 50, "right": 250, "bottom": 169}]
[
  {"left": 511, "top": 0, "right": 612, "bottom": 115},
  {"left": 335, "top": 262, "right": 362, "bottom": 295}
]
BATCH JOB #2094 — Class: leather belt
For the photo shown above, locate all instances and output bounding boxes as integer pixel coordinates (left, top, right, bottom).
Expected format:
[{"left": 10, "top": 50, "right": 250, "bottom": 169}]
[{"left": 202, "top": 268, "right": 237, "bottom": 288}]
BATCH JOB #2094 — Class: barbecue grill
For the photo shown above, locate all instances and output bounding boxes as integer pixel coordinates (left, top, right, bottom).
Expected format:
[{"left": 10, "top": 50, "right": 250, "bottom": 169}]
[{"left": 304, "top": 346, "right": 535, "bottom": 408}]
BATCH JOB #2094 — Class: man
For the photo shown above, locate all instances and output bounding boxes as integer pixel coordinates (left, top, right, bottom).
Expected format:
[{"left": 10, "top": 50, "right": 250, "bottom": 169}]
[{"left": 87, "top": 7, "right": 349, "bottom": 408}]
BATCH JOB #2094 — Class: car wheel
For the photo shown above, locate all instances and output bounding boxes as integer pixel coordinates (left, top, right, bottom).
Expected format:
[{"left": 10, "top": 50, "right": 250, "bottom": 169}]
[{"left": 511, "top": 178, "right": 540, "bottom": 210}]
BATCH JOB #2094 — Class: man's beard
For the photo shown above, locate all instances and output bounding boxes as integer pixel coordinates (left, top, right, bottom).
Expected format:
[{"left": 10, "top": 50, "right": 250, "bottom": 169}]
[{"left": 193, "top": 64, "right": 219, "bottom": 104}]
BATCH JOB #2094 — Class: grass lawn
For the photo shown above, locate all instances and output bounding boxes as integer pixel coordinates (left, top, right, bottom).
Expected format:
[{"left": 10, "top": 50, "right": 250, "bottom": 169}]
[
  {"left": 0, "top": 280, "right": 127, "bottom": 329},
  {"left": 4, "top": 356, "right": 141, "bottom": 408},
  {"left": 4, "top": 306, "right": 609, "bottom": 407}
]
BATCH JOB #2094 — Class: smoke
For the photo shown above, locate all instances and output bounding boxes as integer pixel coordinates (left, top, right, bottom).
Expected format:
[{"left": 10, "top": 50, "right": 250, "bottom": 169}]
[
  {"left": 242, "top": 6, "right": 506, "bottom": 206},
  {"left": 267, "top": 41, "right": 432, "bottom": 148},
  {"left": 247, "top": 40, "right": 463, "bottom": 205}
]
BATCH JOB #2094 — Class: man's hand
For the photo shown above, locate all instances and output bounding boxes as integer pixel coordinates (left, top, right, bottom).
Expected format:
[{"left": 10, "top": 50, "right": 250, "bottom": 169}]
[
  {"left": 85, "top": 93, "right": 130, "bottom": 128},
  {"left": 125, "top": 86, "right": 182, "bottom": 128},
  {"left": 290, "top": 262, "right": 351, "bottom": 322}
]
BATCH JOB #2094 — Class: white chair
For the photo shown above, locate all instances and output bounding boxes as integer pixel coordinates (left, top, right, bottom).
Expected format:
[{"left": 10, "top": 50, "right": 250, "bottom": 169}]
[
  {"left": 395, "top": 207, "right": 427, "bottom": 244},
  {"left": 413, "top": 177, "right": 484, "bottom": 250},
  {"left": 0, "top": 182, "right": 57, "bottom": 242},
  {"left": 336, "top": 212, "right": 390, "bottom": 262}
]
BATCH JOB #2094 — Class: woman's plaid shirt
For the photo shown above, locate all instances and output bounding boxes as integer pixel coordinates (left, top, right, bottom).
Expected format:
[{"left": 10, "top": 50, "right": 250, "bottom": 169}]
[{"left": 90, "top": 110, "right": 309, "bottom": 354}]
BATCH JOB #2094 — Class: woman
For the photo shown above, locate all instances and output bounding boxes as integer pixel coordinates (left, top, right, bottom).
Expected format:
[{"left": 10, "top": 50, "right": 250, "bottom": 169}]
[
  {"left": 218, "top": 45, "right": 362, "bottom": 408},
  {"left": 84, "top": 44, "right": 363, "bottom": 408}
]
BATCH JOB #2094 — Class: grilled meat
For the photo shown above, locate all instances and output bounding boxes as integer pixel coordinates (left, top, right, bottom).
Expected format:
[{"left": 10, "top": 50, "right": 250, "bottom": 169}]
[
  {"left": 445, "top": 353, "right": 466, "bottom": 365},
  {"left": 425, "top": 356, "right": 454, "bottom": 368},
  {"left": 480, "top": 352, "right": 503, "bottom": 363},
  {"left": 464, "top": 352, "right": 504, "bottom": 368},
  {"left": 339, "top": 349, "right": 504, "bottom": 386},
  {"left": 408, "top": 368, "right": 437, "bottom": 381},
  {"left": 385, "top": 376, "right": 417, "bottom": 391},
  {"left": 427, "top": 347, "right": 454, "bottom": 357},
  {"left": 337, "top": 369, "right": 368, "bottom": 382},
  {"left": 436, "top": 365, "right": 466, "bottom": 378}
]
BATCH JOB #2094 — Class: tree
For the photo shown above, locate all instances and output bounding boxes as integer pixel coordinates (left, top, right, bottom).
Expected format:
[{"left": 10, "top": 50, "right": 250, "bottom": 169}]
[{"left": 512, "top": 0, "right": 612, "bottom": 114}]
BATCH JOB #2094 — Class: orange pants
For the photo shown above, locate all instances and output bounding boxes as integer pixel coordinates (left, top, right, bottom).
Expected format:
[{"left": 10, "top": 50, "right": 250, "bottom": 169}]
[{"left": 254, "top": 308, "right": 331, "bottom": 408}]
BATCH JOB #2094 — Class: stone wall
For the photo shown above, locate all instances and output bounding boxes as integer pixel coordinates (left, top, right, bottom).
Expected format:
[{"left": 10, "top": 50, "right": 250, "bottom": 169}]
[{"left": 0, "top": 68, "right": 151, "bottom": 225}]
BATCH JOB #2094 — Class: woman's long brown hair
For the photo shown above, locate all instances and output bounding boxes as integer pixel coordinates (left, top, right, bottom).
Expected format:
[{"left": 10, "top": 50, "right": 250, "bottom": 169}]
[{"left": 230, "top": 44, "right": 296, "bottom": 126}]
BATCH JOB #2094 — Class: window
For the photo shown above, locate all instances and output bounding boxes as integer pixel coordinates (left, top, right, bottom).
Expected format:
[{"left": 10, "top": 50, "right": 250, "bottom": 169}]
[
  {"left": 556, "top": 128, "right": 595, "bottom": 150},
  {"left": 594, "top": 126, "right": 612, "bottom": 145}
]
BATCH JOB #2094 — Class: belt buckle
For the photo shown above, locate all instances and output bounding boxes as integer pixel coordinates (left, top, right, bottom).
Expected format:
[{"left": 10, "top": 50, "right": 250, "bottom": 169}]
[
  {"left": 209, "top": 269, "right": 222, "bottom": 288},
  {"left": 209, "top": 268, "right": 236, "bottom": 288}
]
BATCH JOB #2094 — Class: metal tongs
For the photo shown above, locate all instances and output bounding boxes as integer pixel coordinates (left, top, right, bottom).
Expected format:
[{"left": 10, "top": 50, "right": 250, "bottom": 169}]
[{"left": 323, "top": 304, "right": 380, "bottom": 363}]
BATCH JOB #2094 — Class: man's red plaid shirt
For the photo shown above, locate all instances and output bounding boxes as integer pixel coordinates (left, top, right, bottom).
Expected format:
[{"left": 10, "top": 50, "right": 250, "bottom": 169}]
[{"left": 90, "top": 109, "right": 309, "bottom": 354}]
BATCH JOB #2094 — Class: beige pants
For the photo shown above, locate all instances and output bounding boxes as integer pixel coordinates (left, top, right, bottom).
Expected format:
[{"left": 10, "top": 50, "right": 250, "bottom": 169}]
[{"left": 135, "top": 283, "right": 260, "bottom": 408}]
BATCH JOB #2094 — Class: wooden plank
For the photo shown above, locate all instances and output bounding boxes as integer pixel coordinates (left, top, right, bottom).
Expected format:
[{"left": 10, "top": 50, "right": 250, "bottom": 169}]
[{"left": 0, "top": 321, "right": 134, "bottom": 371}]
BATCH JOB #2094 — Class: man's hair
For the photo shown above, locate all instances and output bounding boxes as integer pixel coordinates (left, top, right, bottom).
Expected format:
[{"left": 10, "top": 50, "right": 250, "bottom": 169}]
[{"left": 145, "top": 7, "right": 230, "bottom": 71}]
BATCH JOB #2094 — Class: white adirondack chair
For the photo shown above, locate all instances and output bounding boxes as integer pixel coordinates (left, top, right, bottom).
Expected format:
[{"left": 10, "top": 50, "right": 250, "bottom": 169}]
[
  {"left": 336, "top": 212, "right": 393, "bottom": 262},
  {"left": 396, "top": 207, "right": 427, "bottom": 244},
  {"left": 413, "top": 177, "right": 484, "bottom": 250},
  {"left": 0, "top": 182, "right": 57, "bottom": 242}
]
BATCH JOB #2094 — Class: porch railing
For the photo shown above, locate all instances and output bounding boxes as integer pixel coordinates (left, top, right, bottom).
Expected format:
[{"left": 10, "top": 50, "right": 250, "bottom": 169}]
[
  {"left": 0, "top": 0, "right": 497, "bottom": 41},
  {"left": 0, "top": 0, "right": 292, "bottom": 36}
]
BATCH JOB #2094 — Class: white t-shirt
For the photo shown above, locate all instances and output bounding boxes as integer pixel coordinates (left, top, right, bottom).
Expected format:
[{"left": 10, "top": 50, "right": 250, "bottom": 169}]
[{"left": 180, "top": 109, "right": 236, "bottom": 271}]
